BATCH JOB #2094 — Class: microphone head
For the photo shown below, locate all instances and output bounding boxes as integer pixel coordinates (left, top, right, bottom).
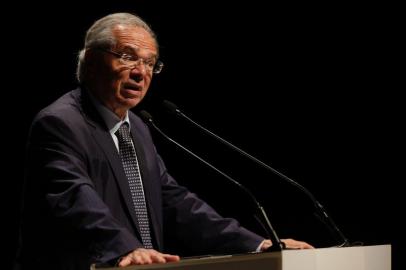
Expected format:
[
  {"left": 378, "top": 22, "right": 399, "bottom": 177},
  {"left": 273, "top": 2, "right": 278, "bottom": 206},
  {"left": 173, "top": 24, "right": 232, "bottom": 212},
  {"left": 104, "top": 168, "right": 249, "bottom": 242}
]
[
  {"left": 162, "top": 100, "right": 180, "bottom": 115},
  {"left": 139, "top": 110, "right": 153, "bottom": 123}
]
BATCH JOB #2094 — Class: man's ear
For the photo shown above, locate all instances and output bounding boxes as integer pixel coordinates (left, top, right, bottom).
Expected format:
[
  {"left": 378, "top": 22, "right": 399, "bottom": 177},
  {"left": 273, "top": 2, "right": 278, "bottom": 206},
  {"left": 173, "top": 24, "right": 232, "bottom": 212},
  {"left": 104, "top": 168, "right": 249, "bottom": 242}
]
[
  {"left": 84, "top": 49, "right": 98, "bottom": 69},
  {"left": 84, "top": 49, "right": 103, "bottom": 80}
]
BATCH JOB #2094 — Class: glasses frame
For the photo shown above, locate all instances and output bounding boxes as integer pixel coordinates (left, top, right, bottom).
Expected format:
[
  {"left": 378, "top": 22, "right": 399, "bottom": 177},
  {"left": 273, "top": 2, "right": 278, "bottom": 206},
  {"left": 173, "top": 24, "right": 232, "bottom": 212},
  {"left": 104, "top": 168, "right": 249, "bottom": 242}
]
[{"left": 97, "top": 48, "right": 164, "bottom": 74}]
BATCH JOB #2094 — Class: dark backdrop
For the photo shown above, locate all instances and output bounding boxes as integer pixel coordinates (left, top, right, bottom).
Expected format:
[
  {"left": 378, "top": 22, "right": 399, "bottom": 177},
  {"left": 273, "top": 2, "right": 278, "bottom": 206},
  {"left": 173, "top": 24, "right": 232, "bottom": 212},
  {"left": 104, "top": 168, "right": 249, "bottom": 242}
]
[{"left": 5, "top": 1, "right": 402, "bottom": 269}]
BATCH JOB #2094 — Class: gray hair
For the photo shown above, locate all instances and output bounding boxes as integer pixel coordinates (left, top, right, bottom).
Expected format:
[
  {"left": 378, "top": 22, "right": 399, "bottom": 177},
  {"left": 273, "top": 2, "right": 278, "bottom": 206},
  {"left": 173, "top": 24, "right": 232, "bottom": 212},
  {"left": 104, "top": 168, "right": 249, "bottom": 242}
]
[{"left": 76, "top": 12, "right": 158, "bottom": 83}]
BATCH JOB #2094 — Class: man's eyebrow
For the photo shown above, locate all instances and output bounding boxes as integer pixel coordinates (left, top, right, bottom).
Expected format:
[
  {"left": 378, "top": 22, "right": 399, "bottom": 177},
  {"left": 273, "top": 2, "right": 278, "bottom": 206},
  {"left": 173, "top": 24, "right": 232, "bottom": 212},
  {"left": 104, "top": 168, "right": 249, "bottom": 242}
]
[{"left": 120, "top": 45, "right": 157, "bottom": 59}]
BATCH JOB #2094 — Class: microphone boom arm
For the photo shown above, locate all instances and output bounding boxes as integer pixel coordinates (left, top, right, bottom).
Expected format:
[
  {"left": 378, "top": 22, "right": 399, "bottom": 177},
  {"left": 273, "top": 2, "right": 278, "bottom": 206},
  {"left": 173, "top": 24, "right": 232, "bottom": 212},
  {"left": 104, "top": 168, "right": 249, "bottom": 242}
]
[{"left": 140, "top": 111, "right": 284, "bottom": 251}]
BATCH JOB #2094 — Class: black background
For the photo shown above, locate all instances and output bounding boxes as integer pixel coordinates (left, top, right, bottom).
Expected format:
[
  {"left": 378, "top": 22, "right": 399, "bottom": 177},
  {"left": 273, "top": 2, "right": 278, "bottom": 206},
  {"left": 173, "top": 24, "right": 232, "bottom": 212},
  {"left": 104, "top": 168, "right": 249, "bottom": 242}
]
[{"left": 4, "top": 1, "right": 403, "bottom": 269}]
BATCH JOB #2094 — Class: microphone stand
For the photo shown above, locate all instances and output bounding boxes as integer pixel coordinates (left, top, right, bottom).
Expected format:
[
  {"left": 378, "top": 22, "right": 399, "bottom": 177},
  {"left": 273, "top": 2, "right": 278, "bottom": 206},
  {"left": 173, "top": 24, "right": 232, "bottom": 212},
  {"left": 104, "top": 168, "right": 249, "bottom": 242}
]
[
  {"left": 163, "top": 100, "right": 350, "bottom": 247},
  {"left": 140, "top": 111, "right": 284, "bottom": 251}
]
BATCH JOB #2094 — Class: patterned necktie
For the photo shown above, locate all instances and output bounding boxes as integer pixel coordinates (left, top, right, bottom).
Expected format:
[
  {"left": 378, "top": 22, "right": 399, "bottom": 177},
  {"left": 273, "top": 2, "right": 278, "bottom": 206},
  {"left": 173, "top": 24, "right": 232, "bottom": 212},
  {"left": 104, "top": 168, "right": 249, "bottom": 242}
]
[{"left": 115, "top": 123, "right": 153, "bottom": 249}]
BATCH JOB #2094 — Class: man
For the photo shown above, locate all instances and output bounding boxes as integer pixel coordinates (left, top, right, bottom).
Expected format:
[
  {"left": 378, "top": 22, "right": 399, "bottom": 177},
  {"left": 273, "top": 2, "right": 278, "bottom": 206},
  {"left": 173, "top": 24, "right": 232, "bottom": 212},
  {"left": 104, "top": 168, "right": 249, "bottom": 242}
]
[{"left": 19, "top": 13, "right": 312, "bottom": 270}]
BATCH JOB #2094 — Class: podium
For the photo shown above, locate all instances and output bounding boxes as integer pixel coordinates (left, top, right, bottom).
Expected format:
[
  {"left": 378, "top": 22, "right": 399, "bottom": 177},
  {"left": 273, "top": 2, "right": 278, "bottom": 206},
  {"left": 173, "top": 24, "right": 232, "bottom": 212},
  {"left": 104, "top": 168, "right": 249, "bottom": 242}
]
[{"left": 92, "top": 245, "right": 391, "bottom": 270}]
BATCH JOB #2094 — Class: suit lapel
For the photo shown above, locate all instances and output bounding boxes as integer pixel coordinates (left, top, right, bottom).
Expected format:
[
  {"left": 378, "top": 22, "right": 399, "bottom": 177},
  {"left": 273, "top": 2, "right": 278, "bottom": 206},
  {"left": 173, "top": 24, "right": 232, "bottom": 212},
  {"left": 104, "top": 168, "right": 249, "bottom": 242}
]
[
  {"left": 90, "top": 126, "right": 143, "bottom": 232},
  {"left": 75, "top": 88, "right": 142, "bottom": 236}
]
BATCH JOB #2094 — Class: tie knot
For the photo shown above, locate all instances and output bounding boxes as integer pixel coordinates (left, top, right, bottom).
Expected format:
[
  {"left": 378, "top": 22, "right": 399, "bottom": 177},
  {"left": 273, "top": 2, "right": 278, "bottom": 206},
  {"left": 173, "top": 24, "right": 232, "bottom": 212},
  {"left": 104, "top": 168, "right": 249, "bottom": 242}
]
[{"left": 115, "top": 123, "right": 131, "bottom": 142}]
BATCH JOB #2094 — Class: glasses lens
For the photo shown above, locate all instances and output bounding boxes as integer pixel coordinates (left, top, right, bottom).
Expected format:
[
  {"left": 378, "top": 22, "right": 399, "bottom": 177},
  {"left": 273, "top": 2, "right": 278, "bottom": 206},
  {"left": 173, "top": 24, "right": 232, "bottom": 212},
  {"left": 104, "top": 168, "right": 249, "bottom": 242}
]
[{"left": 110, "top": 50, "right": 163, "bottom": 74}]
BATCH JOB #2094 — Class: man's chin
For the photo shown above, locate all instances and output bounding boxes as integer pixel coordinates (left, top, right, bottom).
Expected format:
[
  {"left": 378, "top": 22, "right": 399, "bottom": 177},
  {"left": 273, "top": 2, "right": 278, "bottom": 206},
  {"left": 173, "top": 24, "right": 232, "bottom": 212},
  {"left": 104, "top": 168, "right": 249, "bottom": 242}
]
[{"left": 122, "top": 96, "right": 143, "bottom": 108}]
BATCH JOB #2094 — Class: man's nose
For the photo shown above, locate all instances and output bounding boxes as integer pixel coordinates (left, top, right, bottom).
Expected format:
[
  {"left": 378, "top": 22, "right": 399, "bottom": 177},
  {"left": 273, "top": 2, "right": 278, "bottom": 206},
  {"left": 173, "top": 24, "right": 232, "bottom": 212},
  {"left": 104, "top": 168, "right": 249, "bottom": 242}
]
[{"left": 129, "top": 61, "right": 148, "bottom": 81}]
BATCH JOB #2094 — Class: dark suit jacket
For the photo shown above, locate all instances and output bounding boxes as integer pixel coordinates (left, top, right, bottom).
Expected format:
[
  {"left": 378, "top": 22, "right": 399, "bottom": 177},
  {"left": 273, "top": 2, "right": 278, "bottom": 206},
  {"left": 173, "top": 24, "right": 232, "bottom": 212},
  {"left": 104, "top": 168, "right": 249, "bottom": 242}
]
[{"left": 19, "top": 88, "right": 263, "bottom": 270}]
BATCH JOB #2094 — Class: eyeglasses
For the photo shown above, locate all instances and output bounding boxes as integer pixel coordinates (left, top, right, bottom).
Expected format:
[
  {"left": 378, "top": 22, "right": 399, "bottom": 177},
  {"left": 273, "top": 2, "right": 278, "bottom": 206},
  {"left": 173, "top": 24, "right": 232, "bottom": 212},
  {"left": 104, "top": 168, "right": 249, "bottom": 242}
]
[{"left": 98, "top": 48, "right": 164, "bottom": 74}]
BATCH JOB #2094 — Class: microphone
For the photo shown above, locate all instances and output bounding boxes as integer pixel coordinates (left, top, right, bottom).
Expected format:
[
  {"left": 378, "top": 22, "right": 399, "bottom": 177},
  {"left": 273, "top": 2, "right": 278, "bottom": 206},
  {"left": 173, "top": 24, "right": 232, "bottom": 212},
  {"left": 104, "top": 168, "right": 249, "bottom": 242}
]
[
  {"left": 139, "top": 110, "right": 285, "bottom": 251},
  {"left": 162, "top": 100, "right": 350, "bottom": 247}
]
